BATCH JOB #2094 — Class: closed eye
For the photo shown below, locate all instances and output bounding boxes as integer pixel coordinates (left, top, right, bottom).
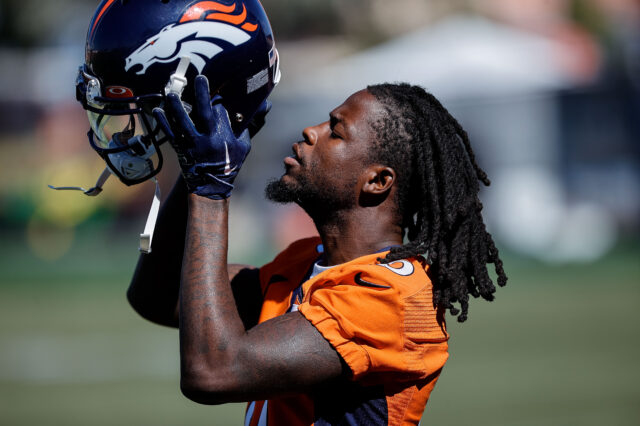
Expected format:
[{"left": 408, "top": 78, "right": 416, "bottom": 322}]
[{"left": 329, "top": 114, "right": 342, "bottom": 139}]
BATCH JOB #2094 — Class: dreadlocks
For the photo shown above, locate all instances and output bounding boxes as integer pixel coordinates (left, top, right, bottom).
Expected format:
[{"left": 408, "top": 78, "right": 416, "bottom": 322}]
[{"left": 367, "top": 83, "right": 507, "bottom": 322}]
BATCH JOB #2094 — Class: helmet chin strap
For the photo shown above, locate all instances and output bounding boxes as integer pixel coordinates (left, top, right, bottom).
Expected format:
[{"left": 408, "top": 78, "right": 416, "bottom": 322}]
[
  {"left": 48, "top": 166, "right": 112, "bottom": 196},
  {"left": 48, "top": 169, "right": 162, "bottom": 254}
]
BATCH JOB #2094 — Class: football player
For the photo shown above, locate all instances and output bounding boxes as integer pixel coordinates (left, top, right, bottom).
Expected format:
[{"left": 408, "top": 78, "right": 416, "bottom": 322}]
[
  {"left": 78, "top": 1, "right": 507, "bottom": 425},
  {"left": 130, "top": 82, "right": 508, "bottom": 425}
]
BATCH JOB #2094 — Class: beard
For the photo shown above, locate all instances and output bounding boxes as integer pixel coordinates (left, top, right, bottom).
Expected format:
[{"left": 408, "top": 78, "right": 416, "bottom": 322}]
[
  {"left": 264, "top": 177, "right": 304, "bottom": 204},
  {"left": 265, "top": 171, "right": 356, "bottom": 217}
]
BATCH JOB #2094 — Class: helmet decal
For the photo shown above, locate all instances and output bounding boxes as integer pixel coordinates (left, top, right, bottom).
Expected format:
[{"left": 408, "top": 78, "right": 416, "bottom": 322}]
[
  {"left": 378, "top": 260, "right": 415, "bottom": 276},
  {"left": 105, "top": 86, "right": 134, "bottom": 98},
  {"left": 124, "top": 2, "right": 258, "bottom": 75}
]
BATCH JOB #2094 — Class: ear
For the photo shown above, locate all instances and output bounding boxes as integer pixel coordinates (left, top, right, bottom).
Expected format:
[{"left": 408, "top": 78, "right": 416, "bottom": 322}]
[{"left": 361, "top": 165, "right": 396, "bottom": 195}]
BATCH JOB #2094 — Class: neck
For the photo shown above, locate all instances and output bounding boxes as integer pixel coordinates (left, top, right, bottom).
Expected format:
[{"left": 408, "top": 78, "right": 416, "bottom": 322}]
[{"left": 310, "top": 207, "right": 403, "bottom": 266}]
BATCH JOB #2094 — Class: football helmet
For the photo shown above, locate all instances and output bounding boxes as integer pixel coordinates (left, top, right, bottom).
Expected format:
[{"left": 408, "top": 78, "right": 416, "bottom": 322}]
[
  {"left": 76, "top": 0, "right": 280, "bottom": 186},
  {"left": 51, "top": 0, "right": 280, "bottom": 252}
]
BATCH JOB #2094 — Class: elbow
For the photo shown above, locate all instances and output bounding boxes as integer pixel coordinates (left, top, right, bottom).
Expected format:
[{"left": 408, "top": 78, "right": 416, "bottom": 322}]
[{"left": 180, "top": 367, "right": 240, "bottom": 405}]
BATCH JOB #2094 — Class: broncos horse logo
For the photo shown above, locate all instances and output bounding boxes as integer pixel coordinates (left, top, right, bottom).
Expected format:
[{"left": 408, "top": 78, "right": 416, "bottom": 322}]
[{"left": 125, "top": 1, "right": 257, "bottom": 75}]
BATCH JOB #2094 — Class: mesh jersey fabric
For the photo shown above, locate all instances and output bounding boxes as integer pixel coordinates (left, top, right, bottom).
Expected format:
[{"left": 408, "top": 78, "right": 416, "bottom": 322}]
[{"left": 246, "top": 237, "right": 449, "bottom": 426}]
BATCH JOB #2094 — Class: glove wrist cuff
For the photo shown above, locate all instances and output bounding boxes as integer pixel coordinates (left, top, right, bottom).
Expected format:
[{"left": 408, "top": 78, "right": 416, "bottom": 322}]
[{"left": 181, "top": 165, "right": 236, "bottom": 199}]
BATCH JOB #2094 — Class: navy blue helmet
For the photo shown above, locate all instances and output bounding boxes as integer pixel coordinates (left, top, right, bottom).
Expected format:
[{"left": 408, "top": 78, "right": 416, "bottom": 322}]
[{"left": 76, "top": 0, "right": 280, "bottom": 185}]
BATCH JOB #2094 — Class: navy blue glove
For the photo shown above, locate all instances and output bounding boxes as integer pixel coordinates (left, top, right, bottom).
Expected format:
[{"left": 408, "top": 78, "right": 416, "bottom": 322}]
[{"left": 153, "top": 75, "right": 251, "bottom": 199}]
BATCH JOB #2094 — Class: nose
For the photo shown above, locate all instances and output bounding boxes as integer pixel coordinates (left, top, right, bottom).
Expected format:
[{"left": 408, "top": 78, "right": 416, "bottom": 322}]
[{"left": 301, "top": 124, "right": 320, "bottom": 145}]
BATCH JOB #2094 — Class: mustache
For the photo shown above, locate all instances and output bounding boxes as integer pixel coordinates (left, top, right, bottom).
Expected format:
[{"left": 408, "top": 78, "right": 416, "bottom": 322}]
[{"left": 291, "top": 142, "right": 304, "bottom": 165}]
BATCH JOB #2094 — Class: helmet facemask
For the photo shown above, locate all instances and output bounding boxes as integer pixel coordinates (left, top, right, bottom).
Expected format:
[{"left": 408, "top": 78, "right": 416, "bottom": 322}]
[
  {"left": 76, "top": 66, "right": 168, "bottom": 186},
  {"left": 47, "top": 67, "right": 171, "bottom": 253}
]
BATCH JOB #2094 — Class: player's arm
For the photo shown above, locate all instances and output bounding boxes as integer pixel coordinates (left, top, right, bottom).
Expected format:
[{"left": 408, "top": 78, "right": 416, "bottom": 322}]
[
  {"left": 126, "top": 176, "right": 262, "bottom": 329},
  {"left": 153, "top": 76, "right": 345, "bottom": 404},
  {"left": 179, "top": 195, "right": 346, "bottom": 404}
]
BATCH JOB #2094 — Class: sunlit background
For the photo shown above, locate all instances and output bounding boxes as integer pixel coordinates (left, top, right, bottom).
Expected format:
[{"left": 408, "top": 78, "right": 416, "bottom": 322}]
[{"left": 0, "top": 0, "right": 638, "bottom": 424}]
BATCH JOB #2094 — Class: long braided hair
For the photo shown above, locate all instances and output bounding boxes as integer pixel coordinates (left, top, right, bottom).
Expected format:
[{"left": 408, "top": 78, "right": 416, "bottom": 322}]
[{"left": 367, "top": 83, "right": 507, "bottom": 322}]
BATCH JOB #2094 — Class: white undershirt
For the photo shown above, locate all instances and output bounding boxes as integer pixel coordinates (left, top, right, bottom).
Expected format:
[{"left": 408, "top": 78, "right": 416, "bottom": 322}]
[
  {"left": 290, "top": 261, "right": 339, "bottom": 313},
  {"left": 310, "top": 260, "right": 337, "bottom": 279}
]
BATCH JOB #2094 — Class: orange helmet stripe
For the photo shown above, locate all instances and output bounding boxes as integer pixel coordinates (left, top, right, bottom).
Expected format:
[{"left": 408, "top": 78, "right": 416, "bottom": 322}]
[
  {"left": 241, "top": 22, "right": 258, "bottom": 32},
  {"left": 179, "top": 1, "right": 236, "bottom": 23},
  {"left": 90, "top": 0, "right": 116, "bottom": 37},
  {"left": 205, "top": 4, "right": 246, "bottom": 25}
]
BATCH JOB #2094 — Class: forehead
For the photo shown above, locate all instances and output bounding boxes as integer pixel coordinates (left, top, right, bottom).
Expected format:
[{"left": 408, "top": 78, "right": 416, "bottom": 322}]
[{"left": 331, "top": 90, "right": 386, "bottom": 133}]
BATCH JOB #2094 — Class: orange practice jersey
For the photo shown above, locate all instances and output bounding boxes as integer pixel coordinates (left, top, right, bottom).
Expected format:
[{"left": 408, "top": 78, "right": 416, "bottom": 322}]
[{"left": 245, "top": 237, "right": 449, "bottom": 426}]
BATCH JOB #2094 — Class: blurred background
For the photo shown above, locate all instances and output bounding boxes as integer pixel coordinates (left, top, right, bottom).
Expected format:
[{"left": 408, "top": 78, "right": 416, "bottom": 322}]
[{"left": 0, "top": 0, "right": 638, "bottom": 424}]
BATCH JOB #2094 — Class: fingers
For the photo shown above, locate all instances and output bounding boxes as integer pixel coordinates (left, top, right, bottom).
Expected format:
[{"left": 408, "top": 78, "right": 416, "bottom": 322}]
[
  {"left": 210, "top": 94, "right": 233, "bottom": 132},
  {"left": 165, "top": 92, "right": 197, "bottom": 138},
  {"left": 152, "top": 107, "right": 175, "bottom": 140},
  {"left": 211, "top": 94, "right": 223, "bottom": 105},
  {"left": 193, "top": 75, "right": 214, "bottom": 134},
  {"left": 160, "top": 75, "right": 238, "bottom": 140}
]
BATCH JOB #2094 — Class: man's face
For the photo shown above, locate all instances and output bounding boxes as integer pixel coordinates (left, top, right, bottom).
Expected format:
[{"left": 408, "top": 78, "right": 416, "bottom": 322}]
[{"left": 266, "top": 90, "right": 385, "bottom": 213}]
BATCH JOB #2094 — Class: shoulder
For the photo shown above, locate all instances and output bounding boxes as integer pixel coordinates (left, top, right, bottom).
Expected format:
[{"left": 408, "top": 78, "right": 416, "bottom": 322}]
[
  {"left": 298, "top": 253, "right": 448, "bottom": 382},
  {"left": 258, "top": 237, "right": 322, "bottom": 289},
  {"left": 303, "top": 253, "right": 447, "bottom": 341},
  {"left": 310, "top": 253, "right": 430, "bottom": 298},
  {"left": 301, "top": 253, "right": 444, "bottom": 338},
  {"left": 261, "top": 236, "right": 322, "bottom": 271},
  {"left": 273, "top": 237, "right": 323, "bottom": 263}
]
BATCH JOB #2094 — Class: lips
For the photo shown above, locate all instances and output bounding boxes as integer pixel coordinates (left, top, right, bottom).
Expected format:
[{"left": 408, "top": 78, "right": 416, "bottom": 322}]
[
  {"left": 284, "top": 143, "right": 302, "bottom": 167},
  {"left": 284, "top": 156, "right": 299, "bottom": 167}
]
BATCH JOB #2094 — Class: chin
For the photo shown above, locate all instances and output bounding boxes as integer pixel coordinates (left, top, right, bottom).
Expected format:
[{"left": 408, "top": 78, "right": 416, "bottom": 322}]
[{"left": 264, "top": 177, "right": 300, "bottom": 204}]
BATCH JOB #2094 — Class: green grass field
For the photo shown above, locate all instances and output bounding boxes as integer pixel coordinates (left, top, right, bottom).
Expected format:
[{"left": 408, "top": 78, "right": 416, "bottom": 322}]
[{"left": 1, "top": 229, "right": 638, "bottom": 425}]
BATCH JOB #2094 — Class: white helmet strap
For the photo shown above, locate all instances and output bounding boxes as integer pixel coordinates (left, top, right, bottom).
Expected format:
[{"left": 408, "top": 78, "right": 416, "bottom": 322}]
[
  {"left": 48, "top": 170, "right": 161, "bottom": 254},
  {"left": 165, "top": 56, "right": 191, "bottom": 96},
  {"left": 138, "top": 177, "right": 161, "bottom": 254}
]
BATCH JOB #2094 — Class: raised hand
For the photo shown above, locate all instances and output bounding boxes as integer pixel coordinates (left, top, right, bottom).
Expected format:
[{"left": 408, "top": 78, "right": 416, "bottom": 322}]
[{"left": 153, "top": 75, "right": 251, "bottom": 199}]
